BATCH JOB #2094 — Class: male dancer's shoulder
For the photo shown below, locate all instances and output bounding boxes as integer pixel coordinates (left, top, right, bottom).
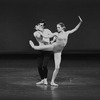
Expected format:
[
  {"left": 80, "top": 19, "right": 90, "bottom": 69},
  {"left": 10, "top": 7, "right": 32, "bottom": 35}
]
[
  {"left": 44, "top": 29, "right": 52, "bottom": 35},
  {"left": 33, "top": 31, "right": 38, "bottom": 36},
  {"left": 33, "top": 31, "right": 41, "bottom": 38}
]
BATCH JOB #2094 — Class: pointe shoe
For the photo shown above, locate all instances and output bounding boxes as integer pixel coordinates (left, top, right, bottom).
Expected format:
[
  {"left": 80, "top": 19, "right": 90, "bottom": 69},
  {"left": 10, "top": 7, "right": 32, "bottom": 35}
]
[{"left": 50, "top": 82, "right": 58, "bottom": 87}]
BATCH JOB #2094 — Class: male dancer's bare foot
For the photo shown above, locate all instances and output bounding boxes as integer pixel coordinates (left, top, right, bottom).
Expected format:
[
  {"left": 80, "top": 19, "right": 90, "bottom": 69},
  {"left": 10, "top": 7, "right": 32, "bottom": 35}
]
[
  {"left": 36, "top": 80, "right": 44, "bottom": 85},
  {"left": 36, "top": 79, "right": 48, "bottom": 85},
  {"left": 50, "top": 82, "right": 58, "bottom": 86},
  {"left": 44, "top": 79, "right": 48, "bottom": 85},
  {"left": 29, "top": 40, "right": 35, "bottom": 48}
]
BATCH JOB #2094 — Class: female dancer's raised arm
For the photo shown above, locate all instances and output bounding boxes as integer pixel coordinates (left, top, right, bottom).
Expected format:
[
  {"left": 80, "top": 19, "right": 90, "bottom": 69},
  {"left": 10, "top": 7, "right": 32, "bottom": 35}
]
[{"left": 67, "top": 16, "right": 83, "bottom": 34}]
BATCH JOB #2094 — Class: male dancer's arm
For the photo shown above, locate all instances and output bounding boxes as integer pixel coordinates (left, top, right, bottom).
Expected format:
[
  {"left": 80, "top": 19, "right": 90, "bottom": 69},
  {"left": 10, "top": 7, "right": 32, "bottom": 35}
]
[
  {"left": 38, "top": 30, "right": 57, "bottom": 38},
  {"left": 50, "top": 32, "right": 58, "bottom": 44},
  {"left": 42, "top": 29, "right": 54, "bottom": 44},
  {"left": 33, "top": 31, "right": 50, "bottom": 45},
  {"left": 33, "top": 31, "right": 43, "bottom": 45}
]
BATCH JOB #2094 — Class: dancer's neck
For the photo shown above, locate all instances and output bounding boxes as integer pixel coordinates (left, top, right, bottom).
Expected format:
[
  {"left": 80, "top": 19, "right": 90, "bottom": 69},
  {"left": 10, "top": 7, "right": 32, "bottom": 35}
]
[{"left": 58, "top": 30, "right": 64, "bottom": 34}]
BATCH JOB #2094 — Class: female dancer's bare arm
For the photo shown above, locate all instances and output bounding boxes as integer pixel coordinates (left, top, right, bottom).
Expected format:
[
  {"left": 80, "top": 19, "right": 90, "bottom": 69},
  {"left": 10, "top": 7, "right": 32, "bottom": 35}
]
[{"left": 67, "top": 16, "right": 83, "bottom": 34}]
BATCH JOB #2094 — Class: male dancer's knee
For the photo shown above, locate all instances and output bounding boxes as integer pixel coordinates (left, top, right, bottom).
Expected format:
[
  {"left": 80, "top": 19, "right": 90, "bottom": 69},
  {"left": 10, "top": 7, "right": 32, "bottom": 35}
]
[{"left": 43, "top": 66, "right": 48, "bottom": 78}]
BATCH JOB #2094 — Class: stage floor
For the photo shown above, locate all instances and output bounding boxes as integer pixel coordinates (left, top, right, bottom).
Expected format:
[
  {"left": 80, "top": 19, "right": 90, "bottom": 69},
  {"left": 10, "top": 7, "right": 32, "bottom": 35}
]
[{"left": 0, "top": 54, "right": 100, "bottom": 100}]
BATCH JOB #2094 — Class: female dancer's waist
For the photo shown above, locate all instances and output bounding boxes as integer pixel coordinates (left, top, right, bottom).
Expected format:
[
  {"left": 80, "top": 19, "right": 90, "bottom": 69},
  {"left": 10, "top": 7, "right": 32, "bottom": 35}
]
[
  {"left": 53, "top": 42, "right": 65, "bottom": 52},
  {"left": 56, "top": 41, "right": 66, "bottom": 47}
]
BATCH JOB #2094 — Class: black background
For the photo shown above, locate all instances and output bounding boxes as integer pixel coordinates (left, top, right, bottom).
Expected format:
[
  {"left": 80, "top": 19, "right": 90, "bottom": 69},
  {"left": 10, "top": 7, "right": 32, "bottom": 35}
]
[{"left": 0, "top": 0, "right": 100, "bottom": 54}]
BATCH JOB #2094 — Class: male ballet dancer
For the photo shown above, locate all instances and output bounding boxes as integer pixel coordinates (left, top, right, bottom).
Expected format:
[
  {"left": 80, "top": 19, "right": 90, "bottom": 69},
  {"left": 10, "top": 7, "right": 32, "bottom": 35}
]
[{"left": 33, "top": 20, "right": 53, "bottom": 85}]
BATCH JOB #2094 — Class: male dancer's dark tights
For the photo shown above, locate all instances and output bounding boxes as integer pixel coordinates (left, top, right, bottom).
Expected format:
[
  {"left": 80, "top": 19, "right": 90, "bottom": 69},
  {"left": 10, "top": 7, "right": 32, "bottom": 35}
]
[{"left": 38, "top": 51, "right": 51, "bottom": 80}]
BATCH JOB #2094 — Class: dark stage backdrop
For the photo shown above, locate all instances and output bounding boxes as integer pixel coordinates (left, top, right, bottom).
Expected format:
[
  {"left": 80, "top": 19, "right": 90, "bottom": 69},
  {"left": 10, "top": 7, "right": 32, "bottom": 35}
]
[{"left": 0, "top": 0, "right": 100, "bottom": 54}]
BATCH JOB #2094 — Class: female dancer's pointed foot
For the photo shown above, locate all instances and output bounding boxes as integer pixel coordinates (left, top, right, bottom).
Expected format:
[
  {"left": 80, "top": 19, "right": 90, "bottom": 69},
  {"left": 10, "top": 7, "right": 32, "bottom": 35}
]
[
  {"left": 50, "top": 82, "right": 58, "bottom": 87},
  {"left": 29, "top": 40, "right": 35, "bottom": 48}
]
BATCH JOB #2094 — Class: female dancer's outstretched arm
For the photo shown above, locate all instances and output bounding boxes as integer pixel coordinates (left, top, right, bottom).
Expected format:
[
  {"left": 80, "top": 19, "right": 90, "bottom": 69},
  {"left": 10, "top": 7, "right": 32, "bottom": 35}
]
[{"left": 67, "top": 16, "right": 83, "bottom": 34}]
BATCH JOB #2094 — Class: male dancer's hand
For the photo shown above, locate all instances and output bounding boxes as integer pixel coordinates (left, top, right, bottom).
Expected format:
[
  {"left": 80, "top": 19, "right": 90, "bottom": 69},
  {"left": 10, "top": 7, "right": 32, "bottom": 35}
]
[
  {"left": 50, "top": 33, "right": 58, "bottom": 44},
  {"left": 34, "top": 32, "right": 41, "bottom": 38}
]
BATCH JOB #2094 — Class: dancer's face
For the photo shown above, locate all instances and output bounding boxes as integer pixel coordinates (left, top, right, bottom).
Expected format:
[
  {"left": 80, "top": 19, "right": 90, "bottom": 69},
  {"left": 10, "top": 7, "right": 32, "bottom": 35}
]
[
  {"left": 38, "top": 23, "right": 44, "bottom": 31},
  {"left": 35, "top": 25, "right": 39, "bottom": 30},
  {"left": 57, "top": 24, "right": 63, "bottom": 32}
]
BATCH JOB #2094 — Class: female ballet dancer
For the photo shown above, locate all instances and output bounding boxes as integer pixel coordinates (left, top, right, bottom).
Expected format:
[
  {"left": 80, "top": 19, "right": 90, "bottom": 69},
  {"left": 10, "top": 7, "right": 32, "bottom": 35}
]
[{"left": 29, "top": 16, "right": 83, "bottom": 86}]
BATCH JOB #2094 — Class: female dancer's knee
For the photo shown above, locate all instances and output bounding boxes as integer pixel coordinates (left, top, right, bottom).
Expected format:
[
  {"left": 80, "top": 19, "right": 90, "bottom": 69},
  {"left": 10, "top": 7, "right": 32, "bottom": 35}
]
[{"left": 55, "top": 65, "right": 60, "bottom": 70}]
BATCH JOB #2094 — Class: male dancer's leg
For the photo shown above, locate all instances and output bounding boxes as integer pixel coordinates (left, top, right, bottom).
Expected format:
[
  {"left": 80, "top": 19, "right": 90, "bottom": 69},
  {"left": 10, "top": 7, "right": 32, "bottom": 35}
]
[
  {"left": 36, "top": 51, "right": 45, "bottom": 85},
  {"left": 42, "top": 51, "right": 51, "bottom": 84}
]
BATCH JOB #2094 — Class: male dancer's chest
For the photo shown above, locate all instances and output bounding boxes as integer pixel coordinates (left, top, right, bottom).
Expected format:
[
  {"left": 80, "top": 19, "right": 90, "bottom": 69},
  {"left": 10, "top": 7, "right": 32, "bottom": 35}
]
[{"left": 38, "top": 30, "right": 50, "bottom": 45}]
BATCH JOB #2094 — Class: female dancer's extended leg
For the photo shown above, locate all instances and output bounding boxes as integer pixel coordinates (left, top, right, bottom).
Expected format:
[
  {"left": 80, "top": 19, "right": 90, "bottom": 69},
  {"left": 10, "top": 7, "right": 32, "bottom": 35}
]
[
  {"left": 29, "top": 40, "right": 62, "bottom": 86},
  {"left": 51, "top": 52, "right": 62, "bottom": 86},
  {"left": 29, "top": 40, "right": 54, "bottom": 51}
]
